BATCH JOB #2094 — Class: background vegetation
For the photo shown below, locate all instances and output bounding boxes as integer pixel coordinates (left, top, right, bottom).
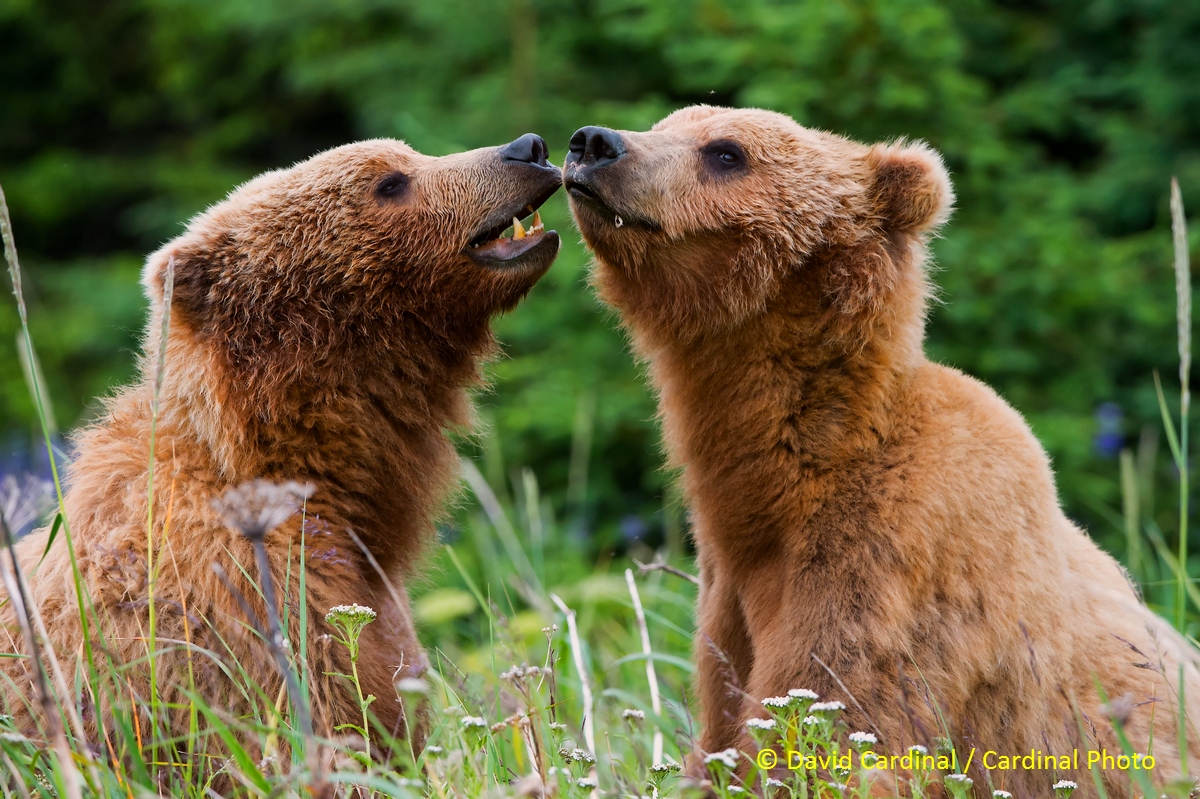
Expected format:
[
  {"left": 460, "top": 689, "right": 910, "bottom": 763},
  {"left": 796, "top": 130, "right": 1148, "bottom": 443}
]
[
  {"left": 3, "top": 1, "right": 1200, "bottom": 796},
  {"left": 2, "top": 0, "right": 1200, "bottom": 559},
  {"left": 1, "top": 0, "right": 1199, "bottom": 554}
]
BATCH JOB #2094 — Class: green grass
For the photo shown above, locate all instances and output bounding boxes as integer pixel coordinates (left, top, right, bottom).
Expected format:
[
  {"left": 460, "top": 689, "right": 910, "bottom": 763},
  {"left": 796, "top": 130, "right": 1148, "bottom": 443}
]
[{"left": 2, "top": 179, "right": 1199, "bottom": 798}]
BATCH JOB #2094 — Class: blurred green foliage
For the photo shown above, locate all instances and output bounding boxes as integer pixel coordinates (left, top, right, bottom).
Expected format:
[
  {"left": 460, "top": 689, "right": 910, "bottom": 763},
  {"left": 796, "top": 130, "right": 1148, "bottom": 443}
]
[{"left": 2, "top": 0, "right": 1199, "bottom": 555}]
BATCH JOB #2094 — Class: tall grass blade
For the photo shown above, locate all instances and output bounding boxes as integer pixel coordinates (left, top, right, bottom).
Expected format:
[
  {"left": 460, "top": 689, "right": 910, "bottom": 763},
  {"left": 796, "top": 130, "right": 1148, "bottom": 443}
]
[
  {"left": 1171, "top": 177, "right": 1192, "bottom": 632},
  {"left": 461, "top": 458, "right": 546, "bottom": 610},
  {"left": 145, "top": 255, "right": 175, "bottom": 758},
  {"left": 625, "top": 569, "right": 664, "bottom": 767},
  {"left": 1120, "top": 448, "right": 1143, "bottom": 579},
  {"left": 14, "top": 333, "right": 57, "bottom": 436},
  {"left": 521, "top": 467, "right": 545, "bottom": 582},
  {"left": 567, "top": 389, "right": 595, "bottom": 518},
  {"left": 0, "top": 512, "right": 82, "bottom": 799},
  {"left": 0, "top": 182, "right": 108, "bottom": 781},
  {"left": 1154, "top": 370, "right": 1183, "bottom": 465}
]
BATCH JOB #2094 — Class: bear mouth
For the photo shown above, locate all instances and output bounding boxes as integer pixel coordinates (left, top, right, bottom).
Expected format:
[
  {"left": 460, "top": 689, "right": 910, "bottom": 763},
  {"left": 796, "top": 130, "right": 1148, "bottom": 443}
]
[
  {"left": 565, "top": 179, "right": 614, "bottom": 216},
  {"left": 465, "top": 188, "right": 560, "bottom": 271},
  {"left": 565, "top": 177, "right": 659, "bottom": 232}
]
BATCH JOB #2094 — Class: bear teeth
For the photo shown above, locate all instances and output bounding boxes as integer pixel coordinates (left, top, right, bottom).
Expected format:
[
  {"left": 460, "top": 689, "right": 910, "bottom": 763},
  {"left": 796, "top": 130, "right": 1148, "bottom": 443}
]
[
  {"left": 471, "top": 210, "right": 545, "bottom": 248},
  {"left": 509, "top": 211, "right": 545, "bottom": 242}
]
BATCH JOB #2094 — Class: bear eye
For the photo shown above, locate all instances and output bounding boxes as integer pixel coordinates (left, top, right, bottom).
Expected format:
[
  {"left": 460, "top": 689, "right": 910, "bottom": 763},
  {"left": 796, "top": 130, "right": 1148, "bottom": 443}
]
[
  {"left": 375, "top": 171, "right": 410, "bottom": 199},
  {"left": 701, "top": 140, "right": 747, "bottom": 175}
]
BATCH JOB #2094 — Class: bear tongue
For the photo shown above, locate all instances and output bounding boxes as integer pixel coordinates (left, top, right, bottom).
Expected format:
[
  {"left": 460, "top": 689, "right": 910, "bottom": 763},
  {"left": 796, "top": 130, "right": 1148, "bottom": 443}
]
[{"left": 474, "top": 230, "right": 545, "bottom": 259}]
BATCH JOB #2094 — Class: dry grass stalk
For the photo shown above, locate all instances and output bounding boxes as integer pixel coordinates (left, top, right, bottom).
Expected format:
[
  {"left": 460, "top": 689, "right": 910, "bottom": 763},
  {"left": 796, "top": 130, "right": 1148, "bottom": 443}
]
[
  {"left": 0, "top": 513, "right": 83, "bottom": 799},
  {"left": 625, "top": 568, "right": 664, "bottom": 765},
  {"left": 211, "top": 480, "right": 325, "bottom": 792},
  {"left": 549, "top": 592, "right": 598, "bottom": 796}
]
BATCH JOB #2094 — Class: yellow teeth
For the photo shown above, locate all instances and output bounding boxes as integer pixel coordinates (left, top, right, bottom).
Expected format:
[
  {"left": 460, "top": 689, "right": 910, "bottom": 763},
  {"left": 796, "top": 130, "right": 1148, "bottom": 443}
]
[{"left": 507, "top": 211, "right": 545, "bottom": 240}]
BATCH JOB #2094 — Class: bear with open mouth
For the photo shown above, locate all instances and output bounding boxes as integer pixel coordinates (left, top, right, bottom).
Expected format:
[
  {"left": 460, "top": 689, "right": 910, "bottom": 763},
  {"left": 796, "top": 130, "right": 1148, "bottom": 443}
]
[
  {"left": 565, "top": 105, "right": 1200, "bottom": 797},
  {"left": 0, "top": 133, "right": 561, "bottom": 766}
]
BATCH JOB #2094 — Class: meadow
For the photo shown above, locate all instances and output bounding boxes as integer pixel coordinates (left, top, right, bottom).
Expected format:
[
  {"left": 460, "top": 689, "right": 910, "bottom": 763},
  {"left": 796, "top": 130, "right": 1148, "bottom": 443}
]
[
  {"left": 2, "top": 1, "right": 1200, "bottom": 796},
  {"left": 0, "top": 176, "right": 1197, "bottom": 798}
]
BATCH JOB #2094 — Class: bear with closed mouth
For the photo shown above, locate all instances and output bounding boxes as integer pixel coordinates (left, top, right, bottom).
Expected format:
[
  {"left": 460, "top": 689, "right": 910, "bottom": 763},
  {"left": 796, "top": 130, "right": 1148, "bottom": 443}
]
[
  {"left": 1, "top": 133, "right": 561, "bottom": 764},
  {"left": 564, "top": 105, "right": 1200, "bottom": 796}
]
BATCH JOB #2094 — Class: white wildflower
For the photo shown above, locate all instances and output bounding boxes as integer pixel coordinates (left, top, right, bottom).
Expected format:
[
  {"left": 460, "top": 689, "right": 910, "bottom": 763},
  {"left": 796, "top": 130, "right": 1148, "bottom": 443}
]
[
  {"left": 461, "top": 715, "right": 488, "bottom": 729},
  {"left": 325, "top": 603, "right": 377, "bottom": 625},
  {"left": 1052, "top": 782, "right": 1077, "bottom": 791},
  {"left": 622, "top": 708, "right": 646, "bottom": 721},
  {"left": 560, "top": 747, "right": 595, "bottom": 765},
  {"left": 908, "top": 744, "right": 929, "bottom": 755},
  {"left": 501, "top": 664, "right": 549, "bottom": 682},
  {"left": 577, "top": 776, "right": 598, "bottom": 789},
  {"left": 704, "top": 748, "right": 740, "bottom": 770},
  {"left": 761, "top": 696, "right": 790, "bottom": 709},
  {"left": 993, "top": 792, "right": 1013, "bottom": 799},
  {"left": 848, "top": 731, "right": 878, "bottom": 745},
  {"left": 787, "top": 688, "right": 818, "bottom": 700},
  {"left": 945, "top": 773, "right": 973, "bottom": 794},
  {"left": 747, "top": 717, "right": 776, "bottom": 730},
  {"left": 810, "top": 701, "right": 845, "bottom": 713},
  {"left": 394, "top": 677, "right": 429, "bottom": 695}
]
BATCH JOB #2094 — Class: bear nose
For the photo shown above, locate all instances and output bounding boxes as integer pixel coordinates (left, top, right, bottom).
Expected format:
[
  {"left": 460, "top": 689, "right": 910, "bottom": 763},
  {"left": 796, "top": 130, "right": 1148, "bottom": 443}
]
[
  {"left": 500, "top": 133, "right": 550, "bottom": 167},
  {"left": 568, "top": 126, "right": 626, "bottom": 167}
]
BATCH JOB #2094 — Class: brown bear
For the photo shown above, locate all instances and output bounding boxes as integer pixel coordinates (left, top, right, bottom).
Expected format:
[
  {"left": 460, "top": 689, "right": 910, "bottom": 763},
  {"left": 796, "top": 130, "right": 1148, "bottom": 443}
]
[
  {"left": 1, "top": 134, "right": 561, "bottom": 762},
  {"left": 564, "top": 105, "right": 1200, "bottom": 797}
]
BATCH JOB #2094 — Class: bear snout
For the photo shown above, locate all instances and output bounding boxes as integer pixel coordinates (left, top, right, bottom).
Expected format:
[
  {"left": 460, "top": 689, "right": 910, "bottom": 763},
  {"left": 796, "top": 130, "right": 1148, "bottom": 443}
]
[
  {"left": 567, "top": 125, "right": 627, "bottom": 169},
  {"left": 499, "top": 132, "right": 551, "bottom": 168}
]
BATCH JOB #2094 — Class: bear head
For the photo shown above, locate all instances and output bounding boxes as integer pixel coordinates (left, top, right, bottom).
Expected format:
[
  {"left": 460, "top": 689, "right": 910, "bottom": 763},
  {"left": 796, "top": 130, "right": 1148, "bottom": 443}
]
[
  {"left": 563, "top": 105, "right": 952, "bottom": 350},
  {"left": 145, "top": 135, "right": 562, "bottom": 391}
]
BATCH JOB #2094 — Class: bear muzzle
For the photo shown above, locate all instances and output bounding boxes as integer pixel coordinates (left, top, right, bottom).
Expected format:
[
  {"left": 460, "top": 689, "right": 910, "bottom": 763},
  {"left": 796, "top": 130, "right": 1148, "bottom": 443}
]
[{"left": 464, "top": 136, "right": 562, "bottom": 273}]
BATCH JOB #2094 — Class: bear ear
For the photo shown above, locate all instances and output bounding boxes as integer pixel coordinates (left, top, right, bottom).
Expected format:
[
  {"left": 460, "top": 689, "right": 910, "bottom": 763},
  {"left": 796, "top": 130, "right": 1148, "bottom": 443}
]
[
  {"left": 866, "top": 140, "right": 954, "bottom": 234},
  {"left": 142, "top": 243, "right": 214, "bottom": 322}
]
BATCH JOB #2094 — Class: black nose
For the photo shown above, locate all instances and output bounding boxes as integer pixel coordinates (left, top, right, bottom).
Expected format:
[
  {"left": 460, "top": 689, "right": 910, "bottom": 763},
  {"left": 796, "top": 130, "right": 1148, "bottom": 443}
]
[
  {"left": 568, "top": 126, "right": 626, "bottom": 167},
  {"left": 500, "top": 133, "right": 549, "bottom": 167}
]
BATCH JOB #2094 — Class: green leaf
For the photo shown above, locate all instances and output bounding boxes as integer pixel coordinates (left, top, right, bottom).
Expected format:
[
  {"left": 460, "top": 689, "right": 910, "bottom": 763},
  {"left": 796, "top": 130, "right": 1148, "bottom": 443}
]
[{"left": 36, "top": 511, "right": 62, "bottom": 568}]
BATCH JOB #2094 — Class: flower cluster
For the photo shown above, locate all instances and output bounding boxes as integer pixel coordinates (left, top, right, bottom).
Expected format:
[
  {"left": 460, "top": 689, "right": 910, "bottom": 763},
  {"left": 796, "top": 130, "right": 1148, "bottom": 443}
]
[
  {"left": 559, "top": 747, "right": 596, "bottom": 766},
  {"left": 211, "top": 479, "right": 313, "bottom": 541},
  {"left": 323, "top": 603, "right": 376, "bottom": 660},
  {"left": 704, "top": 748, "right": 741, "bottom": 771}
]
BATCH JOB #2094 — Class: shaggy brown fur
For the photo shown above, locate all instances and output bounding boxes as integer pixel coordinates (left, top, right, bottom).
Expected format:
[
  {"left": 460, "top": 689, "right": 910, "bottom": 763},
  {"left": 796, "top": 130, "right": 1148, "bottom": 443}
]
[
  {"left": 1, "top": 138, "right": 560, "bottom": 754},
  {"left": 565, "top": 106, "right": 1200, "bottom": 797}
]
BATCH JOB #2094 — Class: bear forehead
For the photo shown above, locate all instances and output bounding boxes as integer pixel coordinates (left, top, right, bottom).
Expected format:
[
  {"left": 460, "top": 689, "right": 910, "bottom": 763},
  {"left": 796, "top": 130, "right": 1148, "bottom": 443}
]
[
  {"left": 174, "top": 138, "right": 423, "bottom": 249},
  {"left": 650, "top": 105, "right": 854, "bottom": 161},
  {"left": 653, "top": 104, "right": 795, "bottom": 133},
  {"left": 234, "top": 138, "right": 419, "bottom": 198}
]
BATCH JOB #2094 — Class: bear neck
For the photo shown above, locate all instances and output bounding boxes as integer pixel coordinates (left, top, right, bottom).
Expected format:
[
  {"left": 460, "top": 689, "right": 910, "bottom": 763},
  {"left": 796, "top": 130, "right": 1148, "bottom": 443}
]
[
  {"left": 645, "top": 262, "right": 928, "bottom": 564},
  {"left": 148, "top": 313, "right": 493, "bottom": 571}
]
